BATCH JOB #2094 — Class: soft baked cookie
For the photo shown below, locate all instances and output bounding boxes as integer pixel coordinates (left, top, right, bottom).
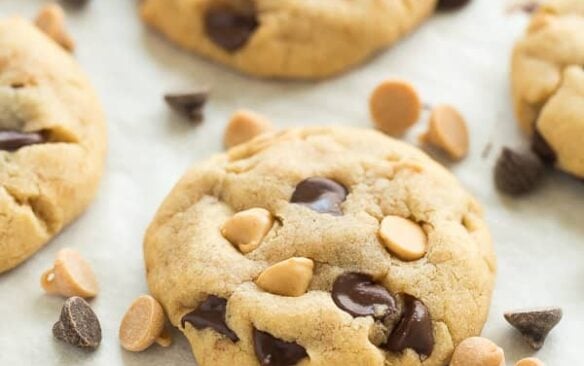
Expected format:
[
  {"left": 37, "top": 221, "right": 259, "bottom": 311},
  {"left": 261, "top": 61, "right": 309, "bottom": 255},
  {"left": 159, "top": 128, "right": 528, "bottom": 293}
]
[
  {"left": 139, "top": 0, "right": 438, "bottom": 79},
  {"left": 144, "top": 126, "right": 496, "bottom": 365},
  {"left": 0, "top": 18, "right": 106, "bottom": 273},
  {"left": 511, "top": 0, "right": 584, "bottom": 178}
]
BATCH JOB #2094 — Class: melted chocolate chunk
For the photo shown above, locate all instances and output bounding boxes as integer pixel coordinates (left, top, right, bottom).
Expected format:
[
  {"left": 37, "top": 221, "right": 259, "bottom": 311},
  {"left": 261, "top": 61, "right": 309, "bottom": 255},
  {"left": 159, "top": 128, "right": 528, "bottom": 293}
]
[
  {"left": 531, "top": 129, "right": 556, "bottom": 165},
  {"left": 205, "top": 7, "right": 258, "bottom": 52},
  {"left": 290, "top": 177, "right": 348, "bottom": 215},
  {"left": 385, "top": 294, "right": 434, "bottom": 358},
  {"left": 437, "top": 0, "right": 471, "bottom": 11},
  {"left": 253, "top": 328, "right": 308, "bottom": 366},
  {"left": 331, "top": 272, "right": 397, "bottom": 319},
  {"left": 0, "top": 130, "right": 44, "bottom": 151},
  {"left": 181, "top": 295, "right": 238, "bottom": 342}
]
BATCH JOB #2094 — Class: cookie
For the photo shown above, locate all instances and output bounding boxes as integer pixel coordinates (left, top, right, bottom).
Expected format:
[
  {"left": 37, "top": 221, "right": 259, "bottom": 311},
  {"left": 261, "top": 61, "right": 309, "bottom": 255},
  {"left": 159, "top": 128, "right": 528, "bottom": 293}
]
[
  {"left": 139, "top": 0, "right": 437, "bottom": 79},
  {"left": 511, "top": 0, "right": 584, "bottom": 178},
  {"left": 0, "top": 18, "right": 106, "bottom": 273},
  {"left": 144, "top": 126, "right": 496, "bottom": 365}
]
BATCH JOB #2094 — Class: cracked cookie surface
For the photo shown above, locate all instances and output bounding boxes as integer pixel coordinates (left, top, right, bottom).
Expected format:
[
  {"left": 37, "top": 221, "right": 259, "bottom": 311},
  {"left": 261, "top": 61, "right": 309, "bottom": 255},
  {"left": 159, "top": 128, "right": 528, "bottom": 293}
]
[
  {"left": 145, "top": 126, "right": 495, "bottom": 365},
  {"left": 511, "top": 0, "right": 584, "bottom": 178},
  {"left": 139, "top": 0, "right": 437, "bottom": 79},
  {"left": 0, "top": 18, "right": 106, "bottom": 273}
]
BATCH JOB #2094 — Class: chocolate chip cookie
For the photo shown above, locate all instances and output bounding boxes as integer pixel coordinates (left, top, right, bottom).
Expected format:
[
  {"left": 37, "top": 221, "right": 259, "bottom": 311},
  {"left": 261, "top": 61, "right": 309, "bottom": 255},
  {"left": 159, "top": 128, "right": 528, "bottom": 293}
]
[
  {"left": 0, "top": 18, "right": 106, "bottom": 273},
  {"left": 139, "top": 0, "right": 437, "bottom": 79},
  {"left": 511, "top": 0, "right": 584, "bottom": 178},
  {"left": 144, "top": 126, "right": 496, "bottom": 365}
]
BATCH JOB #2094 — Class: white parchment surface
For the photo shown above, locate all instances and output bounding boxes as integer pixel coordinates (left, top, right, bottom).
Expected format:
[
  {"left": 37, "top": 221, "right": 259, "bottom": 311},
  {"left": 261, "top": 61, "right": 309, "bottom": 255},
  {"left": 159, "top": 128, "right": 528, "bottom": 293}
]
[{"left": 0, "top": 1, "right": 582, "bottom": 365}]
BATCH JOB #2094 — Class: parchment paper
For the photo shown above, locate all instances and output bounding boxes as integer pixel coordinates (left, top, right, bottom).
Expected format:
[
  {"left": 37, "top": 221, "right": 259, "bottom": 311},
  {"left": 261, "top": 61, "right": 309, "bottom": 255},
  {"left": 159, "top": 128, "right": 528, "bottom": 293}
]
[{"left": 0, "top": 1, "right": 582, "bottom": 365}]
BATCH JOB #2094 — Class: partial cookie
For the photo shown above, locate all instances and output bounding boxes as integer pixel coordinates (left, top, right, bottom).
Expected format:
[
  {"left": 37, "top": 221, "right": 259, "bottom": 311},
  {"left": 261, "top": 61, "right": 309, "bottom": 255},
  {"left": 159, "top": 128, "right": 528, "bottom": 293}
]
[
  {"left": 140, "top": 0, "right": 437, "bottom": 79},
  {"left": 0, "top": 18, "right": 106, "bottom": 273},
  {"left": 144, "top": 126, "right": 496, "bottom": 365},
  {"left": 511, "top": 0, "right": 584, "bottom": 178}
]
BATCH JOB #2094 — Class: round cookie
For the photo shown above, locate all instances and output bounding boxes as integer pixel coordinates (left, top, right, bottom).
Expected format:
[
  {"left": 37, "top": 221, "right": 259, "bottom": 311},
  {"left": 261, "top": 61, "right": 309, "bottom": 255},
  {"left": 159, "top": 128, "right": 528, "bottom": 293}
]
[
  {"left": 144, "top": 126, "right": 496, "bottom": 365},
  {"left": 0, "top": 18, "right": 106, "bottom": 273},
  {"left": 511, "top": 0, "right": 584, "bottom": 178},
  {"left": 139, "top": 0, "right": 438, "bottom": 79}
]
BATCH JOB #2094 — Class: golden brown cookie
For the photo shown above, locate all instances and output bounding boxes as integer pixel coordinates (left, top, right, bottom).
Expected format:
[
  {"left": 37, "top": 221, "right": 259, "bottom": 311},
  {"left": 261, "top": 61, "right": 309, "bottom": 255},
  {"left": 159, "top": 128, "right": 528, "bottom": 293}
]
[
  {"left": 511, "top": 0, "right": 584, "bottom": 178},
  {"left": 140, "top": 0, "right": 438, "bottom": 79},
  {"left": 144, "top": 126, "right": 496, "bottom": 365},
  {"left": 0, "top": 18, "right": 106, "bottom": 273}
]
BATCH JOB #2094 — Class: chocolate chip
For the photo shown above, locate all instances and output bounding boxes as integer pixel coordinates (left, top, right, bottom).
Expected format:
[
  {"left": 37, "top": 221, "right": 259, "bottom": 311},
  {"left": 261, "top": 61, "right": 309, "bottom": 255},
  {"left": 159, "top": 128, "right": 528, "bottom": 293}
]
[
  {"left": 290, "top": 177, "right": 348, "bottom": 215},
  {"left": 385, "top": 294, "right": 434, "bottom": 358},
  {"left": 205, "top": 7, "right": 258, "bottom": 52},
  {"left": 164, "top": 90, "right": 208, "bottom": 122},
  {"left": 253, "top": 328, "right": 308, "bottom": 366},
  {"left": 52, "top": 297, "right": 101, "bottom": 350},
  {"left": 437, "top": 0, "right": 471, "bottom": 11},
  {"left": 181, "top": 295, "right": 238, "bottom": 342},
  {"left": 0, "top": 130, "right": 44, "bottom": 151},
  {"left": 521, "top": 2, "right": 540, "bottom": 13},
  {"left": 531, "top": 129, "right": 556, "bottom": 165},
  {"left": 331, "top": 272, "right": 398, "bottom": 319},
  {"left": 504, "top": 307, "right": 562, "bottom": 350},
  {"left": 494, "top": 147, "right": 545, "bottom": 195}
]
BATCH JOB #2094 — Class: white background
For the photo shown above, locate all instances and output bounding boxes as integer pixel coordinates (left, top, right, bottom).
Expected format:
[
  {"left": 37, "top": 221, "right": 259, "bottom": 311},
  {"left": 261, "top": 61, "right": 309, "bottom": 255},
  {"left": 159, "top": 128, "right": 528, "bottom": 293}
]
[{"left": 0, "top": 0, "right": 582, "bottom": 365}]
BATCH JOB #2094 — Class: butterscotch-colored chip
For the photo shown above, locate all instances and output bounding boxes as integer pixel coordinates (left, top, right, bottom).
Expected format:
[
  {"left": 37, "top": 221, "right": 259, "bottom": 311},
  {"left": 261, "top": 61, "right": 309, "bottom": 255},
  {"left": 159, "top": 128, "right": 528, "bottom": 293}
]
[
  {"left": 369, "top": 80, "right": 422, "bottom": 136},
  {"left": 516, "top": 358, "right": 545, "bottom": 366},
  {"left": 256, "top": 257, "right": 314, "bottom": 297},
  {"left": 221, "top": 208, "right": 274, "bottom": 253},
  {"left": 35, "top": 4, "right": 75, "bottom": 51},
  {"left": 119, "top": 295, "right": 172, "bottom": 352},
  {"left": 450, "top": 337, "right": 506, "bottom": 366},
  {"left": 224, "top": 109, "right": 273, "bottom": 148},
  {"left": 420, "top": 104, "right": 469, "bottom": 160},
  {"left": 379, "top": 215, "right": 427, "bottom": 261},
  {"left": 41, "top": 248, "right": 99, "bottom": 298}
]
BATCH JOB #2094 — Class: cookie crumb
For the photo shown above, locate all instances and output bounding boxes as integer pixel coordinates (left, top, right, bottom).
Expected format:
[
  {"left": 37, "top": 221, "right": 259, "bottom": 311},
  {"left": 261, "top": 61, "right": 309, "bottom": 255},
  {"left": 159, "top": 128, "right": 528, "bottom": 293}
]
[
  {"left": 53, "top": 297, "right": 101, "bottom": 350},
  {"left": 223, "top": 109, "right": 272, "bottom": 148},
  {"left": 369, "top": 80, "right": 421, "bottom": 137},
  {"left": 35, "top": 4, "right": 75, "bottom": 52},
  {"left": 164, "top": 90, "right": 209, "bottom": 122},
  {"left": 494, "top": 147, "right": 545, "bottom": 195},
  {"left": 504, "top": 307, "right": 562, "bottom": 350}
]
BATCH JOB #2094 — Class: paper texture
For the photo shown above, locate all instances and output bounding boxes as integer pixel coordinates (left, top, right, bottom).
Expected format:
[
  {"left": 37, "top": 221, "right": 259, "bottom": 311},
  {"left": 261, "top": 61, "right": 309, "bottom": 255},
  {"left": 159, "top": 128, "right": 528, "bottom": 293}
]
[{"left": 0, "top": 0, "right": 581, "bottom": 364}]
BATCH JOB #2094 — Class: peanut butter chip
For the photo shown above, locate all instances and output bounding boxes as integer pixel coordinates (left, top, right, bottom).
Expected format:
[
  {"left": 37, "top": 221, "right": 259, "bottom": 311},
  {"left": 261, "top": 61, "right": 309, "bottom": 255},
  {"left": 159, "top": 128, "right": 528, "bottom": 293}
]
[
  {"left": 450, "top": 337, "right": 506, "bottom": 366},
  {"left": 255, "top": 257, "right": 314, "bottom": 297},
  {"left": 420, "top": 104, "right": 469, "bottom": 160},
  {"left": 119, "top": 295, "right": 172, "bottom": 352},
  {"left": 379, "top": 216, "right": 427, "bottom": 261},
  {"left": 224, "top": 109, "right": 273, "bottom": 148},
  {"left": 516, "top": 358, "right": 545, "bottom": 366},
  {"left": 35, "top": 4, "right": 75, "bottom": 51},
  {"left": 221, "top": 208, "right": 274, "bottom": 253},
  {"left": 369, "top": 80, "right": 421, "bottom": 137},
  {"left": 41, "top": 248, "right": 99, "bottom": 298}
]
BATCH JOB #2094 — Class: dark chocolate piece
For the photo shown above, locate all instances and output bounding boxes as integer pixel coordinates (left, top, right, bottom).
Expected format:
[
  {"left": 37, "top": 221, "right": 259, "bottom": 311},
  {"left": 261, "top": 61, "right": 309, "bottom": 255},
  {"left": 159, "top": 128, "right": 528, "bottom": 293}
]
[
  {"left": 331, "top": 272, "right": 397, "bottom": 319},
  {"left": 164, "top": 90, "right": 208, "bottom": 122},
  {"left": 253, "top": 328, "right": 308, "bottom": 366},
  {"left": 0, "top": 130, "right": 44, "bottom": 151},
  {"left": 181, "top": 295, "right": 238, "bottom": 342},
  {"left": 290, "top": 177, "right": 347, "bottom": 216},
  {"left": 494, "top": 147, "right": 545, "bottom": 195},
  {"left": 385, "top": 294, "right": 434, "bottom": 358},
  {"left": 52, "top": 297, "right": 102, "bottom": 350},
  {"left": 504, "top": 307, "right": 562, "bottom": 350},
  {"left": 205, "top": 7, "right": 258, "bottom": 52}
]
